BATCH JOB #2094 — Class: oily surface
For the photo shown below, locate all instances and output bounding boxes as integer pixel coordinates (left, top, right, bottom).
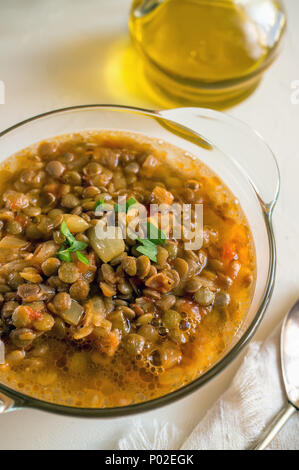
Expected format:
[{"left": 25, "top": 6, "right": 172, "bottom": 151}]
[{"left": 0, "top": 131, "right": 255, "bottom": 408}]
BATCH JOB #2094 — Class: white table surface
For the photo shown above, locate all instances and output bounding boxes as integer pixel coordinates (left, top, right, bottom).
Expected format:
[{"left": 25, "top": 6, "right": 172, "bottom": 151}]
[{"left": 0, "top": 0, "right": 298, "bottom": 450}]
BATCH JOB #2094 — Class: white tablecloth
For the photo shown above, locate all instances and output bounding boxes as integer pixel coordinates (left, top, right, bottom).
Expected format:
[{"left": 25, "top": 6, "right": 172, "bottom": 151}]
[
  {"left": 0, "top": 0, "right": 298, "bottom": 450},
  {"left": 119, "top": 323, "right": 299, "bottom": 450}
]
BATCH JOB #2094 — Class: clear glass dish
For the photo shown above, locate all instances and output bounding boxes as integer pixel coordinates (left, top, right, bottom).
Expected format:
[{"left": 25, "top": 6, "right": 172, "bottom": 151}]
[{"left": 0, "top": 105, "right": 279, "bottom": 417}]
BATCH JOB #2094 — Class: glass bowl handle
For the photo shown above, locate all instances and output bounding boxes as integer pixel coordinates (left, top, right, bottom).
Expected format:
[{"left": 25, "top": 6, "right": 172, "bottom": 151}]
[
  {"left": 158, "top": 108, "right": 280, "bottom": 214},
  {"left": 0, "top": 392, "right": 19, "bottom": 413}
]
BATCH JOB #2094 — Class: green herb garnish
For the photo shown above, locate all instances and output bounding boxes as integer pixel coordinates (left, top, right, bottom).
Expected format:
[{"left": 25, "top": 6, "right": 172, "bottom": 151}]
[
  {"left": 56, "top": 243, "right": 72, "bottom": 262},
  {"left": 57, "top": 220, "right": 89, "bottom": 264},
  {"left": 114, "top": 197, "right": 137, "bottom": 214},
  {"left": 93, "top": 196, "right": 167, "bottom": 262},
  {"left": 146, "top": 221, "right": 167, "bottom": 245},
  {"left": 135, "top": 223, "right": 167, "bottom": 262},
  {"left": 136, "top": 238, "right": 158, "bottom": 262},
  {"left": 76, "top": 251, "right": 90, "bottom": 266},
  {"left": 60, "top": 220, "right": 75, "bottom": 244},
  {"left": 94, "top": 197, "right": 105, "bottom": 212},
  {"left": 126, "top": 197, "right": 137, "bottom": 212},
  {"left": 94, "top": 197, "right": 136, "bottom": 214}
]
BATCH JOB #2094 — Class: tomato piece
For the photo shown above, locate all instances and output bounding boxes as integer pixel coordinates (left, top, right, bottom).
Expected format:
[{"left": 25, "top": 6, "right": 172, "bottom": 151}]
[
  {"left": 15, "top": 214, "right": 28, "bottom": 227},
  {"left": 222, "top": 242, "right": 237, "bottom": 261},
  {"left": 77, "top": 252, "right": 96, "bottom": 274},
  {"left": 26, "top": 307, "right": 43, "bottom": 321}
]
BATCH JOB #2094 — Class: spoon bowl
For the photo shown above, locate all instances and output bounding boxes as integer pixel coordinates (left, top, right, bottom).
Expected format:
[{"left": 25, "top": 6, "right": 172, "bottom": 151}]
[{"left": 281, "top": 299, "right": 299, "bottom": 409}]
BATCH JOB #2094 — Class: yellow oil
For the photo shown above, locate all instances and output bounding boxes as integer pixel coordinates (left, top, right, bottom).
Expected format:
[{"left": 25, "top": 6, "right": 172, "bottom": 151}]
[{"left": 129, "top": 0, "right": 286, "bottom": 108}]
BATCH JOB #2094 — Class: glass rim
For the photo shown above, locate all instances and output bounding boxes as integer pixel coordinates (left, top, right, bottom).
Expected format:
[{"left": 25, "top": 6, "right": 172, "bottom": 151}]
[{"left": 0, "top": 104, "right": 277, "bottom": 417}]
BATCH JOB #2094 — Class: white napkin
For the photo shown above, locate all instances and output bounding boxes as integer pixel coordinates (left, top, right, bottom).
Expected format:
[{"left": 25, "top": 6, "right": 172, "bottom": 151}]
[{"left": 118, "top": 324, "right": 299, "bottom": 450}]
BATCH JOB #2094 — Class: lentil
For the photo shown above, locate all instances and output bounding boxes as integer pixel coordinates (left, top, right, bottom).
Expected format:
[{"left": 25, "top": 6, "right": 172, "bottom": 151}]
[{"left": 0, "top": 131, "right": 255, "bottom": 409}]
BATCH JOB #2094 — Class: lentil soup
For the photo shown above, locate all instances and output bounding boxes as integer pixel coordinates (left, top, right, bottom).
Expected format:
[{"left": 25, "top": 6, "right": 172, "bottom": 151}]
[{"left": 0, "top": 131, "right": 255, "bottom": 408}]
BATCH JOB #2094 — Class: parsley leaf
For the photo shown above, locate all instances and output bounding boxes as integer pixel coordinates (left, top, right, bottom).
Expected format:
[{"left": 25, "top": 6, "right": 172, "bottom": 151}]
[
  {"left": 126, "top": 197, "right": 137, "bottom": 212},
  {"left": 136, "top": 238, "right": 157, "bottom": 262},
  {"left": 57, "top": 221, "right": 89, "bottom": 265},
  {"left": 94, "top": 197, "right": 105, "bottom": 212},
  {"left": 94, "top": 197, "right": 136, "bottom": 214},
  {"left": 134, "top": 222, "right": 167, "bottom": 262},
  {"left": 114, "top": 197, "right": 137, "bottom": 214},
  {"left": 57, "top": 248, "right": 72, "bottom": 262},
  {"left": 76, "top": 251, "right": 90, "bottom": 265},
  {"left": 60, "top": 220, "right": 76, "bottom": 245},
  {"left": 146, "top": 222, "right": 166, "bottom": 245},
  {"left": 69, "top": 240, "right": 88, "bottom": 252}
]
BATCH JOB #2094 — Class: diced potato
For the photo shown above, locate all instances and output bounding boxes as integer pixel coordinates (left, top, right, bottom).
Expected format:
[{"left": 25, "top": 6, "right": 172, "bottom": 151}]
[
  {"left": 60, "top": 300, "right": 84, "bottom": 326},
  {"left": 0, "top": 235, "right": 30, "bottom": 263},
  {"left": 88, "top": 226, "right": 125, "bottom": 263},
  {"left": 84, "top": 296, "right": 106, "bottom": 326},
  {"left": 63, "top": 214, "right": 90, "bottom": 233}
]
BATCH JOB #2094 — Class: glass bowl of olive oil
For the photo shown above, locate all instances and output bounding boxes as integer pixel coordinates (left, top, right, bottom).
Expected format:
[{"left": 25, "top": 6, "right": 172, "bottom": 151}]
[{"left": 129, "top": 0, "right": 286, "bottom": 108}]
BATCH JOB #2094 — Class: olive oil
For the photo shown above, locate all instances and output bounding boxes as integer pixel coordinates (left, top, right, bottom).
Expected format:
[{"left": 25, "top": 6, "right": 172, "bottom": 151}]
[{"left": 129, "top": 0, "right": 286, "bottom": 108}]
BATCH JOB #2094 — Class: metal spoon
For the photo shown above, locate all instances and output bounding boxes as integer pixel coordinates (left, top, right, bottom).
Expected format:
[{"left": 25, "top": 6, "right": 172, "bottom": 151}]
[{"left": 251, "top": 299, "right": 299, "bottom": 450}]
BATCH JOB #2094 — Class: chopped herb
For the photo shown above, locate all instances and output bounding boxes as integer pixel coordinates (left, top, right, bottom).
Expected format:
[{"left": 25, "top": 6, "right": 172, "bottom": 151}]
[
  {"left": 60, "top": 220, "right": 76, "bottom": 245},
  {"left": 136, "top": 238, "right": 157, "bottom": 262},
  {"left": 126, "top": 197, "right": 137, "bottom": 212},
  {"left": 94, "top": 197, "right": 105, "bottom": 212},
  {"left": 76, "top": 251, "right": 90, "bottom": 265},
  {"left": 94, "top": 197, "right": 136, "bottom": 215},
  {"left": 114, "top": 197, "right": 137, "bottom": 214},
  {"left": 57, "top": 221, "right": 89, "bottom": 265},
  {"left": 146, "top": 222, "right": 166, "bottom": 245},
  {"left": 134, "top": 222, "right": 167, "bottom": 262},
  {"left": 57, "top": 248, "right": 72, "bottom": 263},
  {"left": 69, "top": 240, "right": 89, "bottom": 252}
]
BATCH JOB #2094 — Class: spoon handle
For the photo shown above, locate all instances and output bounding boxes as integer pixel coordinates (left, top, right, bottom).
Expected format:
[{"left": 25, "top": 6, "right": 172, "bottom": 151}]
[{"left": 251, "top": 402, "right": 296, "bottom": 450}]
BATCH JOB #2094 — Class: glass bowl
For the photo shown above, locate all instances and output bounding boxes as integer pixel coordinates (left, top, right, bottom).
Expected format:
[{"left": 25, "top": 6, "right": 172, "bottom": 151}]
[{"left": 0, "top": 105, "right": 279, "bottom": 417}]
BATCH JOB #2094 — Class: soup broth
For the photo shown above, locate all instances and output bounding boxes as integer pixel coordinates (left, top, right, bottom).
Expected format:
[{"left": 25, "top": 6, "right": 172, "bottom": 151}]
[{"left": 0, "top": 131, "right": 255, "bottom": 408}]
